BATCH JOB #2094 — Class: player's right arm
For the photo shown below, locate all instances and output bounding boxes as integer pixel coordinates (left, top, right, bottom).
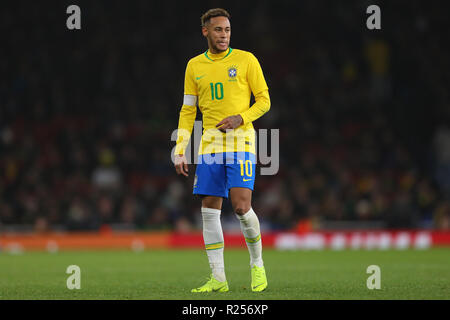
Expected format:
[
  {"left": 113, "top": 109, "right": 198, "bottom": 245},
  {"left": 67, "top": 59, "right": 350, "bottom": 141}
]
[{"left": 174, "top": 60, "right": 198, "bottom": 177}]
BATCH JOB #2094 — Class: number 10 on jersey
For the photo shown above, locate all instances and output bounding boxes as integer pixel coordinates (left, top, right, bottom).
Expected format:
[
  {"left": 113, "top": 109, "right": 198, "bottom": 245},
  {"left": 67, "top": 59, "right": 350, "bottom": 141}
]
[
  {"left": 210, "top": 82, "right": 224, "bottom": 100},
  {"left": 238, "top": 160, "right": 253, "bottom": 177}
]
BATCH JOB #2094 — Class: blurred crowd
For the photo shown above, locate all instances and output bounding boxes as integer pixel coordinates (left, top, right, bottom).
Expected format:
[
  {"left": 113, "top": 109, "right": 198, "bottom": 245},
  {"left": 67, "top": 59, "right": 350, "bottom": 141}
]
[{"left": 0, "top": 1, "right": 449, "bottom": 232}]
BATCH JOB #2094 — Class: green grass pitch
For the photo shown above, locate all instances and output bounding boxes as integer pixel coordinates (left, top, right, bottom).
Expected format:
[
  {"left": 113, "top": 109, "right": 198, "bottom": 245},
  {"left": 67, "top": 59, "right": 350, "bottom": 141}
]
[{"left": 0, "top": 248, "right": 449, "bottom": 299}]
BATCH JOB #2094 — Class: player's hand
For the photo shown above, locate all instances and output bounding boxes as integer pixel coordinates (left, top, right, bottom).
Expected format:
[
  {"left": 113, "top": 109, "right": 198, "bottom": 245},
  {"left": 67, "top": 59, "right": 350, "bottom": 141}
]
[
  {"left": 216, "top": 115, "right": 243, "bottom": 133},
  {"left": 174, "top": 154, "right": 189, "bottom": 177}
]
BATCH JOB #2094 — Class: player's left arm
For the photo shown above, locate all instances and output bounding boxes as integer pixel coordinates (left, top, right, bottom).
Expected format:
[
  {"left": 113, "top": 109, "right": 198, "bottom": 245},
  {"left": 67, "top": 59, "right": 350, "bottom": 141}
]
[
  {"left": 239, "top": 53, "right": 270, "bottom": 125},
  {"left": 216, "top": 53, "right": 270, "bottom": 132}
]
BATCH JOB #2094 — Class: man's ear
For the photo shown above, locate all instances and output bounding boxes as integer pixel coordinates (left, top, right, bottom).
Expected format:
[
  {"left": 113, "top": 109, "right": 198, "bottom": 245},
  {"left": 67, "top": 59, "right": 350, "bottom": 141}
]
[{"left": 201, "top": 26, "right": 208, "bottom": 37}]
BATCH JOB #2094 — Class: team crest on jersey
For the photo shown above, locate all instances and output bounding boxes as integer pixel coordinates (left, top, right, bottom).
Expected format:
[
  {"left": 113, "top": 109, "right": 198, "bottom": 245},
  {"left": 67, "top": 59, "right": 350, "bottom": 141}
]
[{"left": 228, "top": 65, "right": 238, "bottom": 79}]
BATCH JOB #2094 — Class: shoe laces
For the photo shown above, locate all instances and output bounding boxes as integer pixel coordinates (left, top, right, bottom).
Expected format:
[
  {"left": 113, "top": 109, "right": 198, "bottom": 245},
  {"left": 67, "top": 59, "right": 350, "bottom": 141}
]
[{"left": 253, "top": 267, "right": 265, "bottom": 282}]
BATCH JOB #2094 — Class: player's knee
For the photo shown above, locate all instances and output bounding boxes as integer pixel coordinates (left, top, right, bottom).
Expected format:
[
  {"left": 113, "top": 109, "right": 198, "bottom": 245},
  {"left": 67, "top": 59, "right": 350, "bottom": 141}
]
[
  {"left": 201, "top": 196, "right": 222, "bottom": 210},
  {"left": 233, "top": 201, "right": 251, "bottom": 215}
]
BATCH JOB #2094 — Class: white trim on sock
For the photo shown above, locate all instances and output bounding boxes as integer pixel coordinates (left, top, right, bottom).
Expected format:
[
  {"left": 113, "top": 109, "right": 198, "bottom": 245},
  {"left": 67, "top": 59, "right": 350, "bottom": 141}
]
[{"left": 202, "top": 207, "right": 222, "bottom": 215}]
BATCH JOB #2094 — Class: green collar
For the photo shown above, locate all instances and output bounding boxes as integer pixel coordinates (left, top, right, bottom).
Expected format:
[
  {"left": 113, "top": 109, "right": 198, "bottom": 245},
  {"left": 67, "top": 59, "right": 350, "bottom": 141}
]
[{"left": 204, "top": 48, "right": 233, "bottom": 61}]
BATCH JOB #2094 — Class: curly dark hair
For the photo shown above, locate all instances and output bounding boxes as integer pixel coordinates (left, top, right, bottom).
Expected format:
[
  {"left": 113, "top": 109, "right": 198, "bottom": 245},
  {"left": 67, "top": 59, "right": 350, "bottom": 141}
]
[{"left": 200, "top": 8, "right": 230, "bottom": 27}]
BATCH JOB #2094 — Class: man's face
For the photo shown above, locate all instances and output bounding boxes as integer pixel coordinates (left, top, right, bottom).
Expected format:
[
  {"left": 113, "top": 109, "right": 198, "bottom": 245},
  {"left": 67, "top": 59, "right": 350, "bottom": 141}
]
[{"left": 202, "top": 16, "right": 231, "bottom": 53}]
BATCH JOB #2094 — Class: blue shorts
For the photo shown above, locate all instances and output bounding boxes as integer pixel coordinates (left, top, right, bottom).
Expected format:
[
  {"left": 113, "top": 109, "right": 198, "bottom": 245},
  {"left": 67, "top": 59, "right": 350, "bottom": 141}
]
[{"left": 193, "top": 152, "right": 256, "bottom": 198}]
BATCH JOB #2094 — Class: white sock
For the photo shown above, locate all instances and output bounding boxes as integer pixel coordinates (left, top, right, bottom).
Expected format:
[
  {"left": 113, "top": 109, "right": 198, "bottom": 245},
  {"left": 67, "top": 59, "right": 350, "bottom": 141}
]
[
  {"left": 236, "top": 208, "right": 264, "bottom": 268},
  {"left": 201, "top": 207, "right": 226, "bottom": 282}
]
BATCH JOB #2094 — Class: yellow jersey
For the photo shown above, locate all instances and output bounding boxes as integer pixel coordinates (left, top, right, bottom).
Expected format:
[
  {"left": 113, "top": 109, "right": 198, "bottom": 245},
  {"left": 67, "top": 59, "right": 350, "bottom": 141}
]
[{"left": 175, "top": 47, "right": 270, "bottom": 155}]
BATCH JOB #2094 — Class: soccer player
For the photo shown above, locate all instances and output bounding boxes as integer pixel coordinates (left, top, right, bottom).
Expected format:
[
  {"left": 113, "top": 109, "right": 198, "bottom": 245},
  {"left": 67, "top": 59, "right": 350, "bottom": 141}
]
[{"left": 174, "top": 8, "right": 270, "bottom": 293}]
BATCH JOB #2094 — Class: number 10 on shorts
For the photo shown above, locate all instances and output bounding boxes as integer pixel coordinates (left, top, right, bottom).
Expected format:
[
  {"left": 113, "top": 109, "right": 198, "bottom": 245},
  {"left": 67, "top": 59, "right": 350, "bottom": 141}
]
[{"left": 239, "top": 160, "right": 253, "bottom": 177}]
